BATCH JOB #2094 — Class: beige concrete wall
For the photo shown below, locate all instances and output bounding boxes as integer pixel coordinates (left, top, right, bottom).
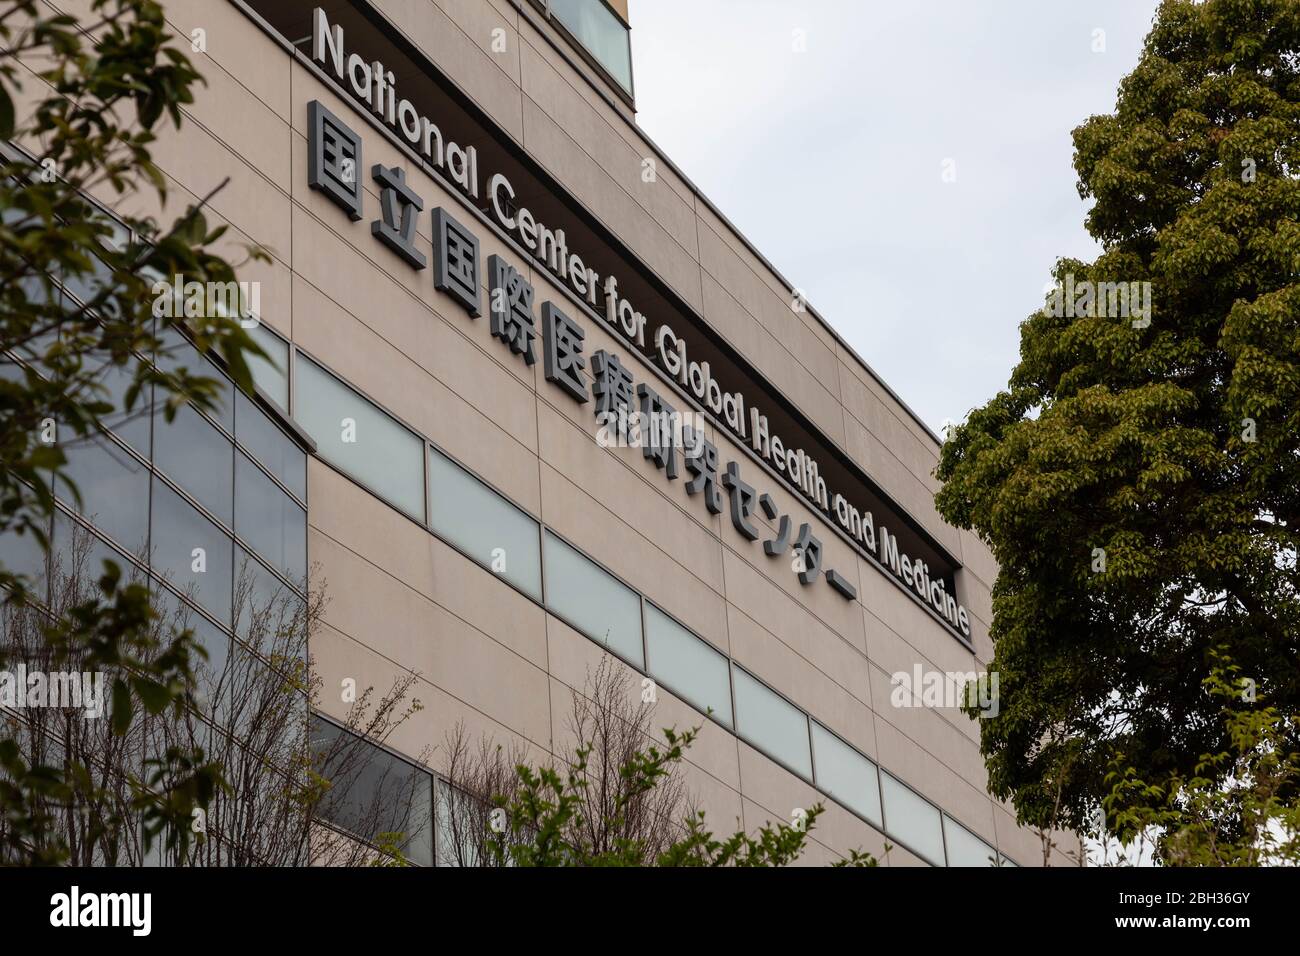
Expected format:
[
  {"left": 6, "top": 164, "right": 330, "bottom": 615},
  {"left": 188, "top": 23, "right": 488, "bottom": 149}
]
[{"left": 27, "top": 0, "right": 1072, "bottom": 865}]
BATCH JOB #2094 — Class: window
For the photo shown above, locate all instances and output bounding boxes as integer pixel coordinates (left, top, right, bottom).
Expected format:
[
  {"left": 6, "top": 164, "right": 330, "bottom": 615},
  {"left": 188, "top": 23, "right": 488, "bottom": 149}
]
[
  {"left": 153, "top": 401, "right": 234, "bottom": 527},
  {"left": 59, "top": 435, "right": 150, "bottom": 557},
  {"left": 236, "top": 389, "right": 306, "bottom": 502},
  {"left": 294, "top": 355, "right": 425, "bottom": 521},
  {"left": 435, "top": 780, "right": 486, "bottom": 867},
  {"left": 245, "top": 323, "right": 289, "bottom": 411},
  {"left": 942, "top": 814, "right": 998, "bottom": 867},
  {"left": 51, "top": 512, "right": 145, "bottom": 593},
  {"left": 151, "top": 579, "right": 232, "bottom": 722},
  {"left": 542, "top": 531, "right": 643, "bottom": 668},
  {"left": 428, "top": 446, "right": 541, "bottom": 600},
  {"left": 643, "top": 603, "right": 732, "bottom": 727},
  {"left": 234, "top": 546, "right": 306, "bottom": 676},
  {"left": 98, "top": 359, "right": 152, "bottom": 456},
  {"left": 234, "top": 452, "right": 306, "bottom": 586},
  {"left": 155, "top": 327, "right": 233, "bottom": 433},
  {"left": 0, "top": 522, "right": 48, "bottom": 602},
  {"left": 546, "top": 0, "right": 633, "bottom": 94},
  {"left": 150, "top": 477, "right": 233, "bottom": 626},
  {"left": 880, "top": 773, "right": 945, "bottom": 865},
  {"left": 731, "top": 666, "right": 812, "bottom": 779},
  {"left": 311, "top": 717, "right": 433, "bottom": 866},
  {"left": 810, "top": 721, "right": 882, "bottom": 827}
]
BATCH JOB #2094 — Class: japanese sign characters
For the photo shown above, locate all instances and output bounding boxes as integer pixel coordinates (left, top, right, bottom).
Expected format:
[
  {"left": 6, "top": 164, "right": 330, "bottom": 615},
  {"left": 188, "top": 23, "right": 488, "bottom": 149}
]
[
  {"left": 304, "top": 5, "right": 975, "bottom": 641},
  {"left": 303, "top": 100, "right": 859, "bottom": 605}
]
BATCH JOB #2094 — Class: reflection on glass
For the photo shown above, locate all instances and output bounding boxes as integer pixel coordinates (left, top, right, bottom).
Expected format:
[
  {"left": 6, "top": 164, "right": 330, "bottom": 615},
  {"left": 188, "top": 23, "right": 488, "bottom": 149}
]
[
  {"left": 149, "top": 477, "right": 233, "bottom": 626},
  {"left": 59, "top": 436, "right": 150, "bottom": 557},
  {"left": 236, "top": 389, "right": 306, "bottom": 502},
  {"left": 154, "top": 401, "right": 234, "bottom": 527},
  {"left": 311, "top": 717, "right": 433, "bottom": 866},
  {"left": 234, "top": 453, "right": 306, "bottom": 585}
]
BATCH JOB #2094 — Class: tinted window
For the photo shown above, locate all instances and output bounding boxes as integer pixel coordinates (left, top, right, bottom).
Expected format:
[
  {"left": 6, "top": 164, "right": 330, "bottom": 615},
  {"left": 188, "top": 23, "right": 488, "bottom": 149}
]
[
  {"left": 428, "top": 447, "right": 540, "bottom": 600},
  {"left": 234, "top": 547, "right": 307, "bottom": 675},
  {"left": 151, "top": 578, "right": 232, "bottom": 722},
  {"left": 59, "top": 435, "right": 150, "bottom": 557},
  {"left": 234, "top": 452, "right": 306, "bottom": 586},
  {"left": 881, "top": 773, "right": 945, "bottom": 865},
  {"left": 0, "top": 523, "right": 48, "bottom": 601},
  {"left": 731, "top": 666, "right": 811, "bottom": 779},
  {"left": 98, "top": 360, "right": 152, "bottom": 456},
  {"left": 542, "top": 531, "right": 643, "bottom": 668},
  {"left": 155, "top": 326, "right": 233, "bottom": 432},
  {"left": 311, "top": 717, "right": 433, "bottom": 866},
  {"left": 236, "top": 389, "right": 306, "bottom": 502},
  {"left": 51, "top": 513, "right": 145, "bottom": 594},
  {"left": 153, "top": 402, "right": 234, "bottom": 527},
  {"left": 943, "top": 815, "right": 997, "bottom": 867},
  {"left": 644, "top": 604, "right": 731, "bottom": 727},
  {"left": 294, "top": 356, "right": 425, "bottom": 521},
  {"left": 150, "top": 477, "right": 233, "bottom": 625},
  {"left": 810, "top": 721, "right": 881, "bottom": 826}
]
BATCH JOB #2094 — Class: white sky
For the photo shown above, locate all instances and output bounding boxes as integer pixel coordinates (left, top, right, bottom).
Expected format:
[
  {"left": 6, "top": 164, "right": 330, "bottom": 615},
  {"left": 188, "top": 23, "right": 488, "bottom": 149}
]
[{"left": 629, "top": 0, "right": 1162, "bottom": 433}]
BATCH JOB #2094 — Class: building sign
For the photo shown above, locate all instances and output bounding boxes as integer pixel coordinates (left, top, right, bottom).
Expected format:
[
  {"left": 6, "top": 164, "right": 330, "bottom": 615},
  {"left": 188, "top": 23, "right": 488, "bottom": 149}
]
[{"left": 306, "top": 7, "right": 973, "bottom": 640}]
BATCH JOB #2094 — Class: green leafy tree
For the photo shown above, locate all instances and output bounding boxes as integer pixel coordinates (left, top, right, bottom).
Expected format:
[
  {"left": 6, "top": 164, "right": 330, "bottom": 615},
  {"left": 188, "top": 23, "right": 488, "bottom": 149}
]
[
  {"left": 1102, "top": 649, "right": 1300, "bottom": 865},
  {"left": 935, "top": 0, "right": 1300, "bottom": 839},
  {"left": 0, "top": 0, "right": 268, "bottom": 863},
  {"left": 445, "top": 657, "right": 879, "bottom": 867}
]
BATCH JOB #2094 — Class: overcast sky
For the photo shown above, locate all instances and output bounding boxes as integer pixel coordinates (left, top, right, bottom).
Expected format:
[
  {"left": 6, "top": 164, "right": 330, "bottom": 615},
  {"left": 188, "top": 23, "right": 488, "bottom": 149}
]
[{"left": 629, "top": 0, "right": 1162, "bottom": 433}]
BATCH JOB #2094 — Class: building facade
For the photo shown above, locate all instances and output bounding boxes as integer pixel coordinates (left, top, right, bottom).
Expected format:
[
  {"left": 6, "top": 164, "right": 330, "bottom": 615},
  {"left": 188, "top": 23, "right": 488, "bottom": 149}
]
[{"left": 8, "top": 0, "right": 1075, "bottom": 866}]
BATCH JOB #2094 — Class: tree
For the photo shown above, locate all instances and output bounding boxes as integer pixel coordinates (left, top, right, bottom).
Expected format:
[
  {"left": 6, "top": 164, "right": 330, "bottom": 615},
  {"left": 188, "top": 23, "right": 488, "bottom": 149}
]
[
  {"left": 0, "top": 525, "right": 429, "bottom": 866},
  {"left": 441, "top": 655, "right": 879, "bottom": 867},
  {"left": 0, "top": 0, "right": 274, "bottom": 861},
  {"left": 934, "top": 0, "right": 1300, "bottom": 840},
  {"left": 1101, "top": 649, "right": 1300, "bottom": 866}
]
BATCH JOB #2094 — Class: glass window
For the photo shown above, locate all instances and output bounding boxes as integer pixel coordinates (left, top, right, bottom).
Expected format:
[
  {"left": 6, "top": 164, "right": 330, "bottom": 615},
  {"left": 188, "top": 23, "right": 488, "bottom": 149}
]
[
  {"left": 98, "top": 359, "right": 152, "bottom": 456},
  {"left": 51, "top": 513, "right": 146, "bottom": 596},
  {"left": 643, "top": 603, "right": 731, "bottom": 727},
  {"left": 155, "top": 326, "right": 233, "bottom": 433},
  {"left": 245, "top": 323, "right": 289, "bottom": 411},
  {"left": 294, "top": 355, "right": 425, "bottom": 521},
  {"left": 0, "top": 522, "right": 48, "bottom": 601},
  {"left": 234, "top": 547, "right": 307, "bottom": 679},
  {"left": 548, "top": 0, "right": 633, "bottom": 93},
  {"left": 234, "top": 452, "right": 306, "bottom": 586},
  {"left": 151, "top": 579, "right": 232, "bottom": 722},
  {"left": 435, "top": 780, "right": 487, "bottom": 867},
  {"left": 59, "top": 435, "right": 150, "bottom": 557},
  {"left": 731, "top": 666, "right": 812, "bottom": 779},
  {"left": 235, "top": 389, "right": 306, "bottom": 503},
  {"left": 428, "top": 447, "right": 541, "bottom": 600},
  {"left": 943, "top": 814, "right": 998, "bottom": 867},
  {"left": 810, "top": 721, "right": 882, "bottom": 826},
  {"left": 150, "top": 477, "right": 233, "bottom": 626},
  {"left": 880, "top": 773, "right": 945, "bottom": 865},
  {"left": 311, "top": 717, "right": 433, "bottom": 867},
  {"left": 542, "top": 531, "right": 642, "bottom": 668},
  {"left": 153, "top": 401, "right": 234, "bottom": 527}
]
